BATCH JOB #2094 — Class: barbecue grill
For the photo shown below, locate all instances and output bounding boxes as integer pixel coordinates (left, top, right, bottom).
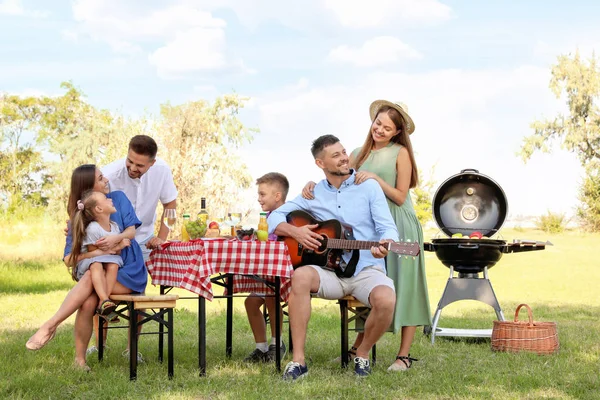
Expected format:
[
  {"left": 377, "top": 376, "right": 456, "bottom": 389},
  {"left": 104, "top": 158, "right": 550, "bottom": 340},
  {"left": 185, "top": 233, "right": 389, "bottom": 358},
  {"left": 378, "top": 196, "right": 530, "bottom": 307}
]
[{"left": 424, "top": 169, "right": 548, "bottom": 343}]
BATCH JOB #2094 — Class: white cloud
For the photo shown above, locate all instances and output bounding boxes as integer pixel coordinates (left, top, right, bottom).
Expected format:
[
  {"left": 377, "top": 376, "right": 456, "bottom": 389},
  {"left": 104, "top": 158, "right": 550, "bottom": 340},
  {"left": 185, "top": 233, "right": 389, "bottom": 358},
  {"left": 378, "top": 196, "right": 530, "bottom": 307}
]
[
  {"left": 184, "top": 0, "right": 452, "bottom": 31},
  {"left": 69, "top": 0, "right": 244, "bottom": 77},
  {"left": 71, "top": 0, "right": 226, "bottom": 52},
  {"left": 0, "top": 0, "right": 21, "bottom": 15},
  {"left": 324, "top": 0, "right": 452, "bottom": 27},
  {"left": 0, "top": 0, "right": 47, "bottom": 17},
  {"left": 242, "top": 66, "right": 583, "bottom": 218},
  {"left": 149, "top": 27, "right": 228, "bottom": 78},
  {"left": 61, "top": 29, "right": 79, "bottom": 43},
  {"left": 328, "top": 36, "right": 422, "bottom": 67}
]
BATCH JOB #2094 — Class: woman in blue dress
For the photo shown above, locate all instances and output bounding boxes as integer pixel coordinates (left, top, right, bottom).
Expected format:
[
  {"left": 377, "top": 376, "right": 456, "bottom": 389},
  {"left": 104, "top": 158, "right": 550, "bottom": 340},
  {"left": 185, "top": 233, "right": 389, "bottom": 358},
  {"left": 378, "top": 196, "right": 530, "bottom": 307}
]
[{"left": 26, "top": 164, "right": 147, "bottom": 371}]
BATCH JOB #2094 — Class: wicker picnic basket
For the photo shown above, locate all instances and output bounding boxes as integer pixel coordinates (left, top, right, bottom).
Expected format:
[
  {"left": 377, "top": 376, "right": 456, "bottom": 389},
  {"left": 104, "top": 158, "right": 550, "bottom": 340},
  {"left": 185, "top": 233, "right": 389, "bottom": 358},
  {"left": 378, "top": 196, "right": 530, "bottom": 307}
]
[{"left": 491, "top": 304, "right": 559, "bottom": 355}]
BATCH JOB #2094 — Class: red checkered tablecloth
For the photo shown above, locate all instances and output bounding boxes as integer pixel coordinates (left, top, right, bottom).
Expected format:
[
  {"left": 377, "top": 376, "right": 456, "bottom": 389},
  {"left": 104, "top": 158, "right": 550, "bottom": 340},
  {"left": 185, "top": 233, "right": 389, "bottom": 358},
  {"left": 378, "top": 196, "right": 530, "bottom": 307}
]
[{"left": 147, "top": 238, "right": 294, "bottom": 301}]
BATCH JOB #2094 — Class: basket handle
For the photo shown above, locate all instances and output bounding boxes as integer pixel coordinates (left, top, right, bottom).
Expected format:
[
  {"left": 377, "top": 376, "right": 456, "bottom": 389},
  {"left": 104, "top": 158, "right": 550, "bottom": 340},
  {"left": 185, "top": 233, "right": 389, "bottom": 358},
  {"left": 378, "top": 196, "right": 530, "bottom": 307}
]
[{"left": 514, "top": 303, "right": 534, "bottom": 326}]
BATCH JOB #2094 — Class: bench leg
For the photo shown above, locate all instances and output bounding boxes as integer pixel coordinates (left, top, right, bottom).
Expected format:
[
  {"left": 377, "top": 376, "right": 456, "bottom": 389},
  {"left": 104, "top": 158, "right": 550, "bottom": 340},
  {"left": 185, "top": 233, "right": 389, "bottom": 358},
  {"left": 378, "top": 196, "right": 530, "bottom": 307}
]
[
  {"left": 129, "top": 302, "right": 138, "bottom": 381},
  {"left": 288, "top": 323, "right": 293, "bottom": 354},
  {"left": 98, "top": 315, "right": 105, "bottom": 362},
  {"left": 340, "top": 299, "right": 349, "bottom": 369},
  {"left": 372, "top": 343, "right": 376, "bottom": 367}
]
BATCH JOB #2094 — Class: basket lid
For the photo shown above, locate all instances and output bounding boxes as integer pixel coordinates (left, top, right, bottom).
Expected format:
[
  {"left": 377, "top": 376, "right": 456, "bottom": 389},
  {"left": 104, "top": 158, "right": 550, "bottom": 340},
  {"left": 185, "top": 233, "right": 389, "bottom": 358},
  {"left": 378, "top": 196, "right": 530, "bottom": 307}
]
[{"left": 432, "top": 168, "right": 508, "bottom": 237}]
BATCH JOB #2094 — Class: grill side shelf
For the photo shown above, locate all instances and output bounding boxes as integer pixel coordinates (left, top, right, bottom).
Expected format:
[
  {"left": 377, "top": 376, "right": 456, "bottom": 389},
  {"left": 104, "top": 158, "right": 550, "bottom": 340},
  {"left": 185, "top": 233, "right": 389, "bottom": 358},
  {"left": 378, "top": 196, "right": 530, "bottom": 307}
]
[{"left": 502, "top": 242, "right": 547, "bottom": 254}]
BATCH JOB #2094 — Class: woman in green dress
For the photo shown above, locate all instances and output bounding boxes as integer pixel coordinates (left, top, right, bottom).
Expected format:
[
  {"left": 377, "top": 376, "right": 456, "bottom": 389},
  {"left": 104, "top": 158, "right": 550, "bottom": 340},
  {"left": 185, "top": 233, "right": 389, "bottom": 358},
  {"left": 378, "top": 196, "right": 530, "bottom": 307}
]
[{"left": 302, "top": 100, "right": 430, "bottom": 371}]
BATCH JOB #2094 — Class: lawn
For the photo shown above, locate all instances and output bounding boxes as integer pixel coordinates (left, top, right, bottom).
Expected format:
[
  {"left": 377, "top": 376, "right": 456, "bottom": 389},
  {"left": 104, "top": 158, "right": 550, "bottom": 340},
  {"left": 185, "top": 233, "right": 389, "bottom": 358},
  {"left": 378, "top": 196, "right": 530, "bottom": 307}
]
[{"left": 1, "top": 227, "right": 599, "bottom": 399}]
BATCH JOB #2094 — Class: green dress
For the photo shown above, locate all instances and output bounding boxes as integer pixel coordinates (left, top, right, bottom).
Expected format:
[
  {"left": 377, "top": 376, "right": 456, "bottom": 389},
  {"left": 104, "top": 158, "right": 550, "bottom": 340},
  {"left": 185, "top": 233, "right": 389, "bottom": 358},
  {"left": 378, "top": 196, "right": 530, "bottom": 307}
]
[{"left": 353, "top": 143, "right": 431, "bottom": 333}]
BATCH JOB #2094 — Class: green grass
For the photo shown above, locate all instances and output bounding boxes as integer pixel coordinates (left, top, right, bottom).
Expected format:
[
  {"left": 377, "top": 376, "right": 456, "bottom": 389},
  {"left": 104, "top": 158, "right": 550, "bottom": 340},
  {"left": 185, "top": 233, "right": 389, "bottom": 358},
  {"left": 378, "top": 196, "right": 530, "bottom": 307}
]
[{"left": 1, "top": 228, "right": 600, "bottom": 399}]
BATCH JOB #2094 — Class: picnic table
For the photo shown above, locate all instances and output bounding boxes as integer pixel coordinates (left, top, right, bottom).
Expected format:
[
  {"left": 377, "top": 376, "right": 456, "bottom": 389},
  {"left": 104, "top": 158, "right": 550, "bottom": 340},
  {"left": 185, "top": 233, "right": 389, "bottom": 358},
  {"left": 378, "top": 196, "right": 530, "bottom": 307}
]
[{"left": 147, "top": 238, "right": 294, "bottom": 374}]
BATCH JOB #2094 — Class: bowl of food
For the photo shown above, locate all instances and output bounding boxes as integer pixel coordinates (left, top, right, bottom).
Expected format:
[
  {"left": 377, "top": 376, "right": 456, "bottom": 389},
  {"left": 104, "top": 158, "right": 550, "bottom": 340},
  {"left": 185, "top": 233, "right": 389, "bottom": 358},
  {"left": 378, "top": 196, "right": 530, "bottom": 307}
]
[
  {"left": 236, "top": 228, "right": 255, "bottom": 241},
  {"left": 185, "top": 220, "right": 207, "bottom": 239}
]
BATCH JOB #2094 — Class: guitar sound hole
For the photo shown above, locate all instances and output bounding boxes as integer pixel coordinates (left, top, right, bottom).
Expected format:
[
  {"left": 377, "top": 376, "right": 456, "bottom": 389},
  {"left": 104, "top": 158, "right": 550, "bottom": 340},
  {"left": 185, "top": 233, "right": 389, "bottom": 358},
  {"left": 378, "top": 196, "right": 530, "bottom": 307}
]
[{"left": 317, "top": 236, "right": 328, "bottom": 253}]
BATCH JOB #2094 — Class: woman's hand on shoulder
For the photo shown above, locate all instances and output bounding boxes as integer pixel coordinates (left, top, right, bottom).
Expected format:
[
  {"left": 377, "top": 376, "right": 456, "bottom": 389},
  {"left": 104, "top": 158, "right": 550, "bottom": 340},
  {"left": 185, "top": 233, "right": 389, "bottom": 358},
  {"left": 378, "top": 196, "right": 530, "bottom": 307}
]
[
  {"left": 355, "top": 171, "right": 378, "bottom": 185},
  {"left": 301, "top": 181, "right": 317, "bottom": 200}
]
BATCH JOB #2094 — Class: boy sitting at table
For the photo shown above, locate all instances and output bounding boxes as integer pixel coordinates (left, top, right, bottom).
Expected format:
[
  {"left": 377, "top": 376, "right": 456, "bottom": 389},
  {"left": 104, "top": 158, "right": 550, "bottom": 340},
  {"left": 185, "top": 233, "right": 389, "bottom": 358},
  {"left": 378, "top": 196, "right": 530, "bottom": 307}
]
[{"left": 243, "top": 172, "right": 290, "bottom": 363}]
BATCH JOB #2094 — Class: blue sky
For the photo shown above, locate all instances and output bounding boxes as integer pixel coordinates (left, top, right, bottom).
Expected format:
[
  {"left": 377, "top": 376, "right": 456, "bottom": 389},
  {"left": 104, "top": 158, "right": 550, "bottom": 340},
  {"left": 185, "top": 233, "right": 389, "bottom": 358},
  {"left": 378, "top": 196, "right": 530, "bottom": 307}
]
[{"left": 1, "top": 0, "right": 597, "bottom": 220}]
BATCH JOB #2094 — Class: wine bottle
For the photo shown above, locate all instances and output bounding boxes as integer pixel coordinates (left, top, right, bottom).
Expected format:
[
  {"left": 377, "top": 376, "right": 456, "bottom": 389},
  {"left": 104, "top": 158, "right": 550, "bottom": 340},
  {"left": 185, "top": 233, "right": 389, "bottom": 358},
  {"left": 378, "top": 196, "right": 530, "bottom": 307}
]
[{"left": 197, "top": 198, "right": 209, "bottom": 226}]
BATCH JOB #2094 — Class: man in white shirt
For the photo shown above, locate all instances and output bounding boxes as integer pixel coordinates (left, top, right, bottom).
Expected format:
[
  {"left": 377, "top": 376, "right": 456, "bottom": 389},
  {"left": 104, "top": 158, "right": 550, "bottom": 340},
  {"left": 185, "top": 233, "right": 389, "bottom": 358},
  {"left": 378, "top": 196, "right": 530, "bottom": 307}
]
[{"left": 102, "top": 135, "right": 178, "bottom": 261}]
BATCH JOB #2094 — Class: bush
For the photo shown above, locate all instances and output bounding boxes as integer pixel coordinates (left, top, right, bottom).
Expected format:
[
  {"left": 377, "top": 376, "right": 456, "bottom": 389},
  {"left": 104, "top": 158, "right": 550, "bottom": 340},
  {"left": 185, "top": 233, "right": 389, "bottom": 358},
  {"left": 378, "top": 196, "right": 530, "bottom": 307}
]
[
  {"left": 577, "top": 165, "right": 600, "bottom": 232},
  {"left": 513, "top": 225, "right": 525, "bottom": 232},
  {"left": 535, "top": 211, "right": 567, "bottom": 233}
]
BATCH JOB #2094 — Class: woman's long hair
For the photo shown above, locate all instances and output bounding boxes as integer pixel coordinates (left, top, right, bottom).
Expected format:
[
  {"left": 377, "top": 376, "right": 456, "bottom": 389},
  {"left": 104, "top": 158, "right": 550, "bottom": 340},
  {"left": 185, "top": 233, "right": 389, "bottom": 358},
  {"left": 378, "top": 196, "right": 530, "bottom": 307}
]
[
  {"left": 68, "top": 190, "right": 99, "bottom": 281},
  {"left": 353, "top": 106, "right": 419, "bottom": 188},
  {"left": 67, "top": 164, "right": 97, "bottom": 218}
]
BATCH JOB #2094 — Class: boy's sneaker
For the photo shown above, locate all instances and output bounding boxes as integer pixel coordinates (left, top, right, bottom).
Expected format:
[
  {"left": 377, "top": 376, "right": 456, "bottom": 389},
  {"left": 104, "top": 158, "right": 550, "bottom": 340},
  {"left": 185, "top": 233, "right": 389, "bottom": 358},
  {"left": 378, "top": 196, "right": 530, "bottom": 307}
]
[
  {"left": 282, "top": 361, "right": 308, "bottom": 381},
  {"left": 266, "top": 342, "right": 287, "bottom": 362},
  {"left": 86, "top": 346, "right": 98, "bottom": 356},
  {"left": 354, "top": 357, "right": 371, "bottom": 377},
  {"left": 86, "top": 345, "right": 109, "bottom": 356},
  {"left": 243, "top": 348, "right": 268, "bottom": 363},
  {"left": 122, "top": 349, "right": 144, "bottom": 363}
]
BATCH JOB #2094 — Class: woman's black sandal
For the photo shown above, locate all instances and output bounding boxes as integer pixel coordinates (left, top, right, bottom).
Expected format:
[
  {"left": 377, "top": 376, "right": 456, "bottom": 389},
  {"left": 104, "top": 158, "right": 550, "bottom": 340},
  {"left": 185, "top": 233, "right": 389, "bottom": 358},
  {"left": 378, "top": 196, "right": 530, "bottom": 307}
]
[
  {"left": 97, "top": 300, "right": 117, "bottom": 317},
  {"left": 388, "top": 354, "right": 418, "bottom": 371}
]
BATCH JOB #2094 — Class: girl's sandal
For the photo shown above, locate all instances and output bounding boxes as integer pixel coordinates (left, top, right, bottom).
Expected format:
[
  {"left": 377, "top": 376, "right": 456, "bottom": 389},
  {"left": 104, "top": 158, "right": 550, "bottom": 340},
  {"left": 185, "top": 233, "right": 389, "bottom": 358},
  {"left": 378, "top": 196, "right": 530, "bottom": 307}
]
[
  {"left": 97, "top": 300, "right": 117, "bottom": 317},
  {"left": 387, "top": 354, "right": 419, "bottom": 372},
  {"left": 26, "top": 329, "right": 56, "bottom": 351},
  {"left": 348, "top": 346, "right": 358, "bottom": 362},
  {"left": 331, "top": 346, "right": 358, "bottom": 363},
  {"left": 73, "top": 361, "right": 91, "bottom": 372}
]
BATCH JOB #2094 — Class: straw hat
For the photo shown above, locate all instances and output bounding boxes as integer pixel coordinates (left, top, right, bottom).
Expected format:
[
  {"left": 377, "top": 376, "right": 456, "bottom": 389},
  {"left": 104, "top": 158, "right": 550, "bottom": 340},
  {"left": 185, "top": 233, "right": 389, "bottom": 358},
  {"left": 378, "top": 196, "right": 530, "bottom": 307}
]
[{"left": 369, "top": 100, "right": 415, "bottom": 134}]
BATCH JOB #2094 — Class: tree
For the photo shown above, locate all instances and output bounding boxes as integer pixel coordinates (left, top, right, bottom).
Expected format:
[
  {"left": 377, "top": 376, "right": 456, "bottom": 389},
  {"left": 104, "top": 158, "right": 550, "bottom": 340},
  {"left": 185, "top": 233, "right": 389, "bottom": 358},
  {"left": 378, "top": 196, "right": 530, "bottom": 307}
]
[
  {"left": 154, "top": 95, "right": 257, "bottom": 220},
  {"left": 0, "top": 93, "right": 48, "bottom": 212},
  {"left": 36, "top": 82, "right": 132, "bottom": 218},
  {"left": 412, "top": 166, "right": 436, "bottom": 226},
  {"left": 519, "top": 51, "right": 600, "bottom": 230},
  {"left": 2, "top": 81, "right": 257, "bottom": 225}
]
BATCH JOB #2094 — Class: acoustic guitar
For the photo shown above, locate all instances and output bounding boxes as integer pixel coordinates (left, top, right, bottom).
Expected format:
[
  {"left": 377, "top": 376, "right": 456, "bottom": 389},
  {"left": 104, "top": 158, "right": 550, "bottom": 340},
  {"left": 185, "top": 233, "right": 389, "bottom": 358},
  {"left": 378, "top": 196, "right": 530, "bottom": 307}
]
[{"left": 283, "top": 210, "right": 421, "bottom": 277}]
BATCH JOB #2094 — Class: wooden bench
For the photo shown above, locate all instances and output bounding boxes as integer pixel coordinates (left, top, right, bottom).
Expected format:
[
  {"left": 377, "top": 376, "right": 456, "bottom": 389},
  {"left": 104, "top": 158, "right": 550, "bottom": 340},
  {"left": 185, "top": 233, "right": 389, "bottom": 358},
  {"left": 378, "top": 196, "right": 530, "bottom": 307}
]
[
  {"left": 338, "top": 296, "right": 376, "bottom": 368},
  {"left": 98, "top": 293, "right": 179, "bottom": 380},
  {"left": 267, "top": 295, "right": 376, "bottom": 368}
]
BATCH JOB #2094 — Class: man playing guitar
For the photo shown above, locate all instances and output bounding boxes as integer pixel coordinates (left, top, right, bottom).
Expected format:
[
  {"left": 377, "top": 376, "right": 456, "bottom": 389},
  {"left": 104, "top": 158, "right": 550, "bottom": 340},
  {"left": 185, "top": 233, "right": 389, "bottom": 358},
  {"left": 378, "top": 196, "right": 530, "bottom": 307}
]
[{"left": 268, "top": 134, "right": 399, "bottom": 380}]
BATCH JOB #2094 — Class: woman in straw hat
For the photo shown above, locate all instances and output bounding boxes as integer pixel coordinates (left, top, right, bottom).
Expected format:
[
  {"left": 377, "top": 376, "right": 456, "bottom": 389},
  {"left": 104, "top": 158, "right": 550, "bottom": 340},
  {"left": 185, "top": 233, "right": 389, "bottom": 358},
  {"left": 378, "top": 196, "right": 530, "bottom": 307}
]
[{"left": 302, "top": 100, "right": 430, "bottom": 371}]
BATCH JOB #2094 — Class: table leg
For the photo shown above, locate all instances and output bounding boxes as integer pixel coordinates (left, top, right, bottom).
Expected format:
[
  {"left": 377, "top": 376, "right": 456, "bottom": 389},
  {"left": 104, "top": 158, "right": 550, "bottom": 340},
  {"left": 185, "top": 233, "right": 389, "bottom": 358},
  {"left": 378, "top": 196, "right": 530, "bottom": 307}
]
[
  {"left": 199, "top": 296, "right": 206, "bottom": 376},
  {"left": 275, "top": 276, "right": 281, "bottom": 372},
  {"left": 168, "top": 308, "right": 174, "bottom": 379},
  {"left": 226, "top": 274, "right": 233, "bottom": 358},
  {"left": 159, "top": 285, "right": 165, "bottom": 362}
]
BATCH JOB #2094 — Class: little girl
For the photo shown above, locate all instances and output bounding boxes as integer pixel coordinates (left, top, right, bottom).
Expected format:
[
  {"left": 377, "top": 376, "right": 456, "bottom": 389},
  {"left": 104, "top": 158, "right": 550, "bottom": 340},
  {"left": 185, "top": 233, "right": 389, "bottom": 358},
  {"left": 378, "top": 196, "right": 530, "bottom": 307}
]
[{"left": 69, "top": 190, "right": 131, "bottom": 317}]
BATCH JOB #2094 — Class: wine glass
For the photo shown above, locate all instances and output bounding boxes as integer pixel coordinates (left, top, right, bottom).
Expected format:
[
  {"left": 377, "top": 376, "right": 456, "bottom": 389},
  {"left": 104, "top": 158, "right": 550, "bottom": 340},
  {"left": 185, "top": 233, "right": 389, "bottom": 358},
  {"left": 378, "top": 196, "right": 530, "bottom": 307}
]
[
  {"left": 163, "top": 209, "right": 177, "bottom": 239},
  {"left": 227, "top": 212, "right": 242, "bottom": 235},
  {"left": 227, "top": 212, "right": 242, "bottom": 227}
]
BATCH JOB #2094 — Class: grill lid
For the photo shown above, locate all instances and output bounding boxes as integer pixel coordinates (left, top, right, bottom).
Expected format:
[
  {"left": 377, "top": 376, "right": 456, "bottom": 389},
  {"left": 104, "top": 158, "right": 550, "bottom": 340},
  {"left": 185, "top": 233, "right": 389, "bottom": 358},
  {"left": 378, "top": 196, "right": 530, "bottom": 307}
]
[{"left": 432, "top": 169, "right": 508, "bottom": 237}]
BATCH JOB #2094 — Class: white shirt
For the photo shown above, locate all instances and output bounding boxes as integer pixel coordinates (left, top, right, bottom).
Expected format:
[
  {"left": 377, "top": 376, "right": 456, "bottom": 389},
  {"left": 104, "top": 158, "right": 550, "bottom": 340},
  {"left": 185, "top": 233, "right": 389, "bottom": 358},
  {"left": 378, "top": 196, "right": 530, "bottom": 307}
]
[{"left": 102, "top": 157, "right": 178, "bottom": 244}]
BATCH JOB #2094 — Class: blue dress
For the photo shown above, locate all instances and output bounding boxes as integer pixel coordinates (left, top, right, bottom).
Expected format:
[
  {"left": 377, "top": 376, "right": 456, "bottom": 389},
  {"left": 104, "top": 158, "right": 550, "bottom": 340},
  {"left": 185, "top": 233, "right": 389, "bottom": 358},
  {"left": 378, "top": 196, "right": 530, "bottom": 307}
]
[{"left": 64, "top": 191, "right": 148, "bottom": 293}]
